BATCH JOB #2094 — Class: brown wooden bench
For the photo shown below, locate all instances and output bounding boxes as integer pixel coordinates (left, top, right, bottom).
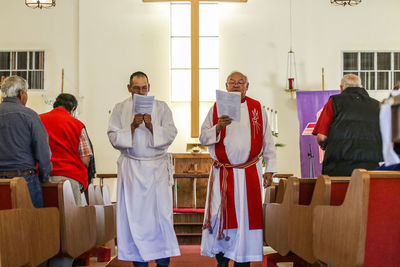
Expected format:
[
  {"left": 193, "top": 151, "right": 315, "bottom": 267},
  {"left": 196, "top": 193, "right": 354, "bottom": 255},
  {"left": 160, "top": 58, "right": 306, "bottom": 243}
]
[
  {"left": 87, "top": 184, "right": 116, "bottom": 246},
  {"left": 264, "top": 177, "right": 316, "bottom": 255},
  {"left": 288, "top": 175, "right": 350, "bottom": 263},
  {"left": 0, "top": 177, "right": 60, "bottom": 266},
  {"left": 0, "top": 208, "right": 31, "bottom": 266},
  {"left": 42, "top": 180, "right": 97, "bottom": 258},
  {"left": 313, "top": 169, "right": 400, "bottom": 267}
]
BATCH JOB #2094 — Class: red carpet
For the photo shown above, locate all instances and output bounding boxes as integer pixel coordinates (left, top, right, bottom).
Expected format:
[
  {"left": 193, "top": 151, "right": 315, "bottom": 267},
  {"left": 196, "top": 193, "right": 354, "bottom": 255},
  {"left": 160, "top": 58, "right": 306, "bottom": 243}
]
[{"left": 106, "top": 245, "right": 262, "bottom": 267}]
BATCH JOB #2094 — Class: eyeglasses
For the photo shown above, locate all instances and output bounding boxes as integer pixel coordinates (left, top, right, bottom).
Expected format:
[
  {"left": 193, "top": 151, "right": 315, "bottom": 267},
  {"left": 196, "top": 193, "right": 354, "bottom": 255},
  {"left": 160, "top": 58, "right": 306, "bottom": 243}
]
[
  {"left": 227, "top": 80, "right": 246, "bottom": 86},
  {"left": 131, "top": 85, "right": 149, "bottom": 92}
]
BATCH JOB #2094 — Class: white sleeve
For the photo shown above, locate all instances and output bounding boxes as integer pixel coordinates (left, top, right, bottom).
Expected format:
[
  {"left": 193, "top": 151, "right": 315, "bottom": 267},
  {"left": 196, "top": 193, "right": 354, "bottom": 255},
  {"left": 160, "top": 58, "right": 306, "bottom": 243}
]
[
  {"left": 262, "top": 108, "right": 278, "bottom": 173},
  {"left": 107, "top": 103, "right": 133, "bottom": 150},
  {"left": 150, "top": 102, "right": 177, "bottom": 150},
  {"left": 199, "top": 106, "right": 221, "bottom": 146},
  {"left": 380, "top": 103, "right": 400, "bottom": 165}
]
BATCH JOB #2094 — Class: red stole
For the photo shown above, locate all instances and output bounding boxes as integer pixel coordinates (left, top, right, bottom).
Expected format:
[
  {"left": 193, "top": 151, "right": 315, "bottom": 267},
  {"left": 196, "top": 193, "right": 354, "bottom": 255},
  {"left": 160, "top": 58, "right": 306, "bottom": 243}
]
[{"left": 211, "top": 96, "right": 263, "bottom": 230}]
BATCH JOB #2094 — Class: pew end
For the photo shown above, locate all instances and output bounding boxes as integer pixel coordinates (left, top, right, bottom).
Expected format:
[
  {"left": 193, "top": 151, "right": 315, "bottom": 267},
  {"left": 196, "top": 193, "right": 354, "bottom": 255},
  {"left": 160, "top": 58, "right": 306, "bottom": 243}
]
[
  {"left": 42, "top": 180, "right": 97, "bottom": 258},
  {"left": 0, "top": 177, "right": 60, "bottom": 266},
  {"left": 288, "top": 176, "right": 350, "bottom": 263},
  {"left": 313, "top": 169, "right": 400, "bottom": 267},
  {"left": 264, "top": 177, "right": 316, "bottom": 255},
  {"left": 87, "top": 184, "right": 116, "bottom": 247},
  {"left": 0, "top": 209, "right": 31, "bottom": 267}
]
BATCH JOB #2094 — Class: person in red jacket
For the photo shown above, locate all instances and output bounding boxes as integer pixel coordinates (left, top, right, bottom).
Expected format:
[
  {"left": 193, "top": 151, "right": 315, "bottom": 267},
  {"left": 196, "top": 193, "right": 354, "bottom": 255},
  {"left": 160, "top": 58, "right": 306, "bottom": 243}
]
[{"left": 40, "top": 93, "right": 93, "bottom": 206}]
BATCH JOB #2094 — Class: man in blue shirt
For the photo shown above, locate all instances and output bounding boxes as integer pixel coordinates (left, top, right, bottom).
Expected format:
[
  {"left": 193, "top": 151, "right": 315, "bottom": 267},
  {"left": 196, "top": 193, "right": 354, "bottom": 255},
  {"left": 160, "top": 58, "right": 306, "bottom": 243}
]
[{"left": 0, "top": 75, "right": 52, "bottom": 208}]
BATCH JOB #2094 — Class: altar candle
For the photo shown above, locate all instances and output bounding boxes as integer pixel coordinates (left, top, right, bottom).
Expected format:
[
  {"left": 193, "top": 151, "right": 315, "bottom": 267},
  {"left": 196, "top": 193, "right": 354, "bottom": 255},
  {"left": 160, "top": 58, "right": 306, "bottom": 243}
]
[
  {"left": 275, "top": 111, "right": 278, "bottom": 134},
  {"left": 288, "top": 78, "right": 294, "bottom": 90}
]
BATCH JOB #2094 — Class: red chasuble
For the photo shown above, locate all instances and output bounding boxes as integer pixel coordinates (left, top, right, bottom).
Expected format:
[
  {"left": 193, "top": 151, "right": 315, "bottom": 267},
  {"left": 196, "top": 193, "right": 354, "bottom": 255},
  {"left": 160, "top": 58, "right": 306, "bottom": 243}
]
[{"left": 211, "top": 96, "right": 263, "bottom": 231}]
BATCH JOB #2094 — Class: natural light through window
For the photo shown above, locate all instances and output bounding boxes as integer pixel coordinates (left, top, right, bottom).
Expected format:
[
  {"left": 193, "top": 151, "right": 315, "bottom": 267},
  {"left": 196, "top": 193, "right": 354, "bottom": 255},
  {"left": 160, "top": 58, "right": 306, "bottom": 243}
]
[{"left": 170, "top": 2, "right": 219, "bottom": 102}]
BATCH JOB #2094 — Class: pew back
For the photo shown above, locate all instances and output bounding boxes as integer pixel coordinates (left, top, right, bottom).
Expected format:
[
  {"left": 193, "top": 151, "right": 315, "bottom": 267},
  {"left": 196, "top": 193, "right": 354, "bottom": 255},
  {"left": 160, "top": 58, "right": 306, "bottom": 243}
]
[{"left": 363, "top": 171, "right": 400, "bottom": 266}]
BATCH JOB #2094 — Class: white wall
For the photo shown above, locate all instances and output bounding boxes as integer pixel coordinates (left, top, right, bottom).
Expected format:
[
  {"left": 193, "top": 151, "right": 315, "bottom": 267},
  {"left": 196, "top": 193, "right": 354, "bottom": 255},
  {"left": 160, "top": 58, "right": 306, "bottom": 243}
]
[
  {"left": 1, "top": 0, "right": 399, "bottom": 178},
  {"left": 1, "top": 0, "right": 79, "bottom": 113}
]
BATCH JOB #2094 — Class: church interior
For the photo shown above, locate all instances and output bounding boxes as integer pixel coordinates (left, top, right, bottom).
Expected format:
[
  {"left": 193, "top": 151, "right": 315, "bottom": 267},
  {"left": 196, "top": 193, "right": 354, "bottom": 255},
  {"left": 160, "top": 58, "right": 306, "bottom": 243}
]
[{"left": 1, "top": 0, "right": 400, "bottom": 266}]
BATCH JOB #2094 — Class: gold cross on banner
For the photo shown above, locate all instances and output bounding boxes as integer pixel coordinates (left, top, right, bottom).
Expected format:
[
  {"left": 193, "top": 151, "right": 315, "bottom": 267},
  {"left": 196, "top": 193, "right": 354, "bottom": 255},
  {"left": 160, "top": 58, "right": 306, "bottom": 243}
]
[{"left": 143, "top": 0, "right": 247, "bottom": 138}]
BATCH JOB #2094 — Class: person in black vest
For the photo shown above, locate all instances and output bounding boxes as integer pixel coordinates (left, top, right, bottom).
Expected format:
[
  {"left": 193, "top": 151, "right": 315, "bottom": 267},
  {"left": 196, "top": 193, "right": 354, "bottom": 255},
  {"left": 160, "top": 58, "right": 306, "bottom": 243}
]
[{"left": 312, "top": 74, "right": 383, "bottom": 176}]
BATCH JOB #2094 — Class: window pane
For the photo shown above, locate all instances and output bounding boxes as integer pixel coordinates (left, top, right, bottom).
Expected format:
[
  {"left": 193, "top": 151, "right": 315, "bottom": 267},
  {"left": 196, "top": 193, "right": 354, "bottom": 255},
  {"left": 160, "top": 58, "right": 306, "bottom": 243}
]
[
  {"left": 394, "top": 53, "right": 400, "bottom": 70},
  {"left": 171, "top": 37, "right": 191, "bottom": 69},
  {"left": 360, "top": 52, "right": 374, "bottom": 70},
  {"left": 171, "top": 3, "right": 190, "bottom": 37},
  {"left": 343, "top": 52, "right": 358, "bottom": 70},
  {"left": 343, "top": 71, "right": 358, "bottom": 76},
  {"left": 377, "top": 52, "right": 391, "bottom": 70},
  {"left": 17, "top": 52, "right": 27, "bottom": 69},
  {"left": 35, "top": 52, "right": 44, "bottom": 70},
  {"left": 200, "top": 37, "right": 219, "bottom": 68},
  {"left": 200, "top": 69, "right": 218, "bottom": 101},
  {"left": 0, "top": 71, "right": 10, "bottom": 80},
  {"left": 360, "top": 71, "right": 375, "bottom": 90},
  {"left": 15, "top": 71, "right": 27, "bottom": 80},
  {"left": 377, "top": 72, "right": 389, "bottom": 90},
  {"left": 29, "top": 52, "right": 34, "bottom": 69},
  {"left": 393, "top": 72, "right": 400, "bottom": 89},
  {"left": 0, "top": 52, "right": 10, "bottom": 69},
  {"left": 29, "top": 71, "right": 44, "bottom": 89},
  {"left": 11, "top": 52, "right": 16, "bottom": 69},
  {"left": 200, "top": 3, "right": 219, "bottom": 36},
  {"left": 171, "top": 69, "right": 191, "bottom": 102}
]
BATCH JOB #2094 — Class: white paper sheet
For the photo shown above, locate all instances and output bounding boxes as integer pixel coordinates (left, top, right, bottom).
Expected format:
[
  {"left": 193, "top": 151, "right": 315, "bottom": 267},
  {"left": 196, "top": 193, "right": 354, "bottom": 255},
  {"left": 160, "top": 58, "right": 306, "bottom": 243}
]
[
  {"left": 133, "top": 94, "right": 154, "bottom": 114},
  {"left": 216, "top": 90, "right": 241, "bottom": 121}
]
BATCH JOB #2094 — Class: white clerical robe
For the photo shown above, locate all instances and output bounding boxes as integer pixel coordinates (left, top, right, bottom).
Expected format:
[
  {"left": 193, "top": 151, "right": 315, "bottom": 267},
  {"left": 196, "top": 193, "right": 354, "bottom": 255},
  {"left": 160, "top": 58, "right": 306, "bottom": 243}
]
[
  {"left": 108, "top": 96, "right": 180, "bottom": 262},
  {"left": 200, "top": 100, "right": 277, "bottom": 263}
]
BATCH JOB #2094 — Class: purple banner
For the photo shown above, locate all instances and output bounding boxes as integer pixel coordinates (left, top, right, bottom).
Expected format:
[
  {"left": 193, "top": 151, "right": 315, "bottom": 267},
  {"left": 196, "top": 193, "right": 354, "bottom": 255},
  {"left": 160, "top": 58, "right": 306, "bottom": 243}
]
[{"left": 296, "top": 90, "right": 339, "bottom": 178}]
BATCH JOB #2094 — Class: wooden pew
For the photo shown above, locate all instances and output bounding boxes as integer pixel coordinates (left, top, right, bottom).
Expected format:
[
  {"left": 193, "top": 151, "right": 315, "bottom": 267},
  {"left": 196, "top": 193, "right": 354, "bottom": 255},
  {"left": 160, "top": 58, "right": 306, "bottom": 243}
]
[
  {"left": 97, "top": 185, "right": 117, "bottom": 244},
  {"left": 288, "top": 176, "right": 350, "bottom": 263},
  {"left": 0, "top": 177, "right": 60, "bottom": 266},
  {"left": 42, "top": 180, "right": 97, "bottom": 258},
  {"left": 87, "top": 184, "right": 116, "bottom": 246},
  {"left": 313, "top": 169, "right": 400, "bottom": 267},
  {"left": 0, "top": 209, "right": 31, "bottom": 266},
  {"left": 264, "top": 177, "right": 316, "bottom": 255}
]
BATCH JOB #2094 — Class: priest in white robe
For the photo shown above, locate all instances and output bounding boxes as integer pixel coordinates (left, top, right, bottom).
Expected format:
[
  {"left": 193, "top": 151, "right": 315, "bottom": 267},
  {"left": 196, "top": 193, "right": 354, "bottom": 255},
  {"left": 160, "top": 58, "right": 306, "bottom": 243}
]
[
  {"left": 200, "top": 71, "right": 277, "bottom": 267},
  {"left": 108, "top": 71, "right": 180, "bottom": 267}
]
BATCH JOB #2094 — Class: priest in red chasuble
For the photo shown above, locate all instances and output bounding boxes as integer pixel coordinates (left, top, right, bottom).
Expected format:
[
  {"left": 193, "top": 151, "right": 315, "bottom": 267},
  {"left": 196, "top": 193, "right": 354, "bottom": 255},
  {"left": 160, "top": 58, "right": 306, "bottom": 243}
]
[{"left": 200, "top": 71, "right": 277, "bottom": 266}]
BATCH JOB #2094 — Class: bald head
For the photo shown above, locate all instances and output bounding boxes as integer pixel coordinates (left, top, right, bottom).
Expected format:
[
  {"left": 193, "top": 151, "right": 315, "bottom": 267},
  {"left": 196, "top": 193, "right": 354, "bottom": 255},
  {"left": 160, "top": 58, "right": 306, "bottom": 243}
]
[{"left": 340, "top": 74, "right": 362, "bottom": 92}]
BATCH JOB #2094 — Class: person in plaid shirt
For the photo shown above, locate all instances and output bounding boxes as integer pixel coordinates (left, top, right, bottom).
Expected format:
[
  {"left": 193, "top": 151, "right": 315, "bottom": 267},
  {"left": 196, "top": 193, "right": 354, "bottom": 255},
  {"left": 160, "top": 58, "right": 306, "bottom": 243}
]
[{"left": 40, "top": 93, "right": 93, "bottom": 206}]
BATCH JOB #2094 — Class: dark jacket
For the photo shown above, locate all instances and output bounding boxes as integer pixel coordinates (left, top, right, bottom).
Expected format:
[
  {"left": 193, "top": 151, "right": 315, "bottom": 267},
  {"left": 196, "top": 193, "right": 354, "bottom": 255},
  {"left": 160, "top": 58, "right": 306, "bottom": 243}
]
[{"left": 322, "top": 87, "right": 383, "bottom": 176}]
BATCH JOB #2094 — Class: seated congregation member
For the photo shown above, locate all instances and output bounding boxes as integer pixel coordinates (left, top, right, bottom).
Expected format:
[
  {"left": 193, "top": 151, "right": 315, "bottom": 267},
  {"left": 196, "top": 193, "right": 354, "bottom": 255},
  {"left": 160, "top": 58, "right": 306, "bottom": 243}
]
[
  {"left": 0, "top": 75, "right": 52, "bottom": 208},
  {"left": 108, "top": 71, "right": 180, "bottom": 267},
  {"left": 40, "top": 93, "right": 92, "bottom": 206},
  {"left": 200, "top": 71, "right": 277, "bottom": 267},
  {"left": 312, "top": 74, "right": 383, "bottom": 176}
]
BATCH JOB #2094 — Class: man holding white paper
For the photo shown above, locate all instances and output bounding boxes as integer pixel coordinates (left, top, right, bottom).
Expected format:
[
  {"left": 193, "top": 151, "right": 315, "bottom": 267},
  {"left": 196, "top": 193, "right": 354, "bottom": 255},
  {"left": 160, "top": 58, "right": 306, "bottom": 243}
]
[
  {"left": 200, "top": 71, "right": 277, "bottom": 266},
  {"left": 108, "top": 71, "right": 180, "bottom": 267}
]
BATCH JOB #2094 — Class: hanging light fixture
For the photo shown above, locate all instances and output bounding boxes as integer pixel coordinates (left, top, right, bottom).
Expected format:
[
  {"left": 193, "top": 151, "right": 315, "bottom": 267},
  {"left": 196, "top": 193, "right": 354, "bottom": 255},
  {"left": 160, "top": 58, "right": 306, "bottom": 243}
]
[
  {"left": 330, "top": 0, "right": 361, "bottom": 6},
  {"left": 286, "top": 0, "right": 298, "bottom": 94},
  {"left": 25, "top": 0, "right": 56, "bottom": 9}
]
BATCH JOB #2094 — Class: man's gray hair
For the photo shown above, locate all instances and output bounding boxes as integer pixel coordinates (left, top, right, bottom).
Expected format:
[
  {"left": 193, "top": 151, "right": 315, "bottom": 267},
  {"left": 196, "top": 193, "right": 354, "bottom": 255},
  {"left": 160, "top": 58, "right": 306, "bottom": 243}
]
[
  {"left": 226, "top": 71, "right": 248, "bottom": 84},
  {"left": 340, "top": 74, "right": 362, "bottom": 90},
  {"left": 1, "top": 75, "right": 28, "bottom": 98}
]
